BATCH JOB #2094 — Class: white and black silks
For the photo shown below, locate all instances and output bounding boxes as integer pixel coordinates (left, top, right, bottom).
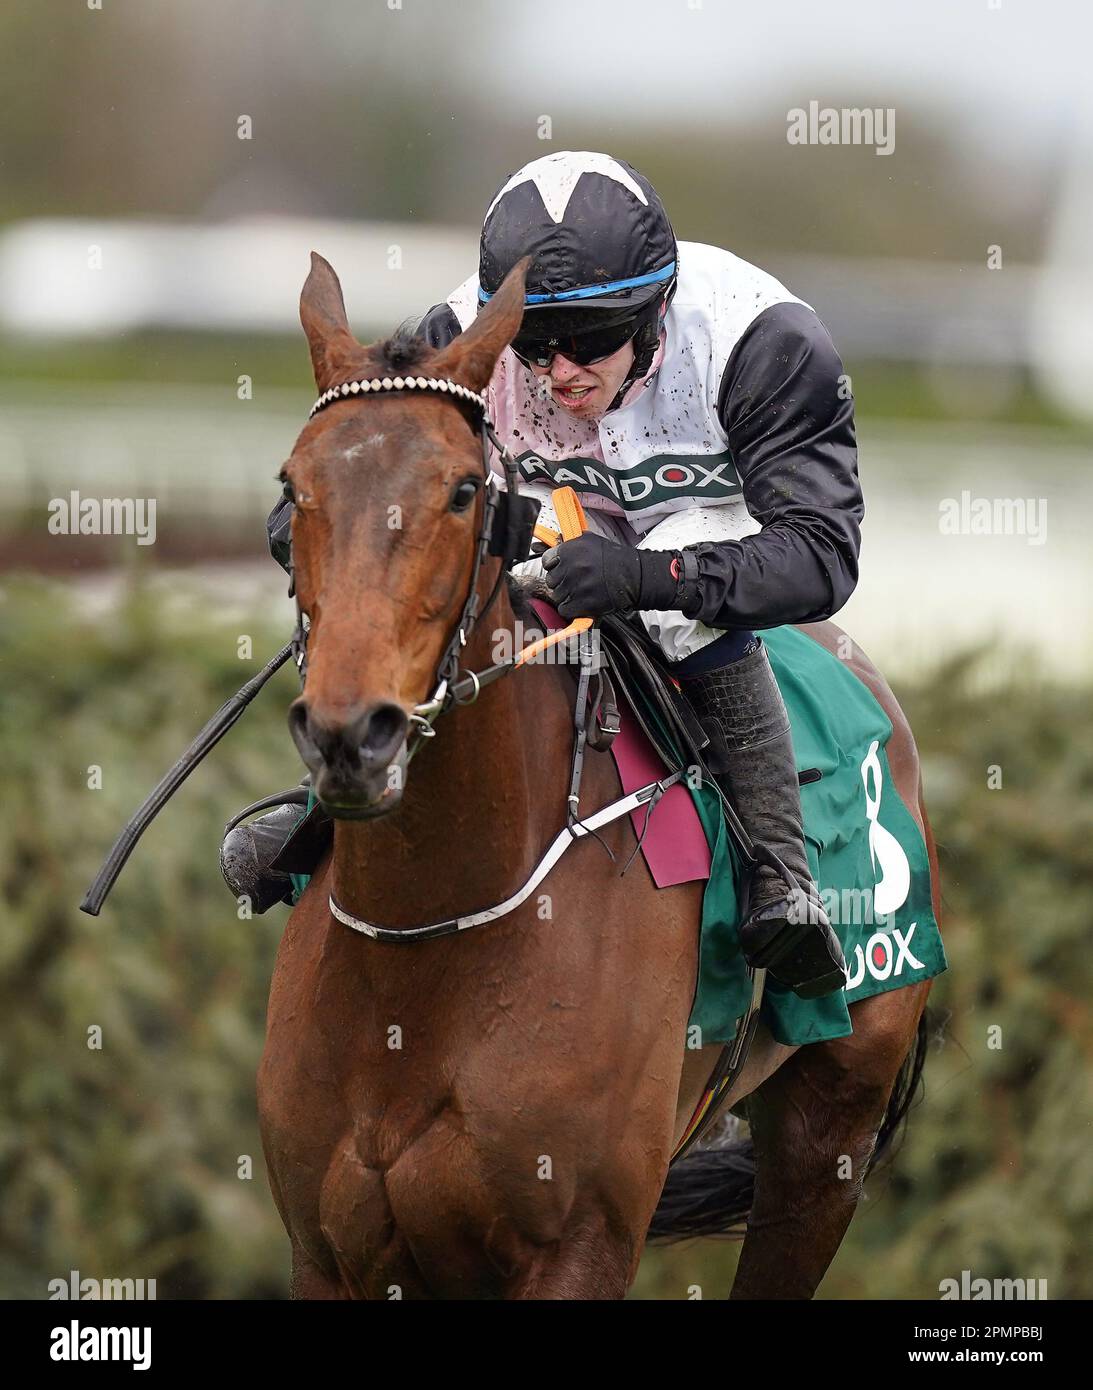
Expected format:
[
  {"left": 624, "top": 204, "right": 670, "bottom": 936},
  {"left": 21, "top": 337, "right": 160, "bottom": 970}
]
[{"left": 268, "top": 245, "right": 862, "bottom": 633}]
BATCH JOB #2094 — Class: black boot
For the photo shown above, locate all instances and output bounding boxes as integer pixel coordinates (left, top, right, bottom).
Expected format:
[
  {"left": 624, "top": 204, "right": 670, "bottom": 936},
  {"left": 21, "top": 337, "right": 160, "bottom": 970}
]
[
  {"left": 220, "top": 802, "right": 304, "bottom": 914},
  {"left": 683, "top": 641, "right": 847, "bottom": 999},
  {"left": 220, "top": 781, "right": 334, "bottom": 914}
]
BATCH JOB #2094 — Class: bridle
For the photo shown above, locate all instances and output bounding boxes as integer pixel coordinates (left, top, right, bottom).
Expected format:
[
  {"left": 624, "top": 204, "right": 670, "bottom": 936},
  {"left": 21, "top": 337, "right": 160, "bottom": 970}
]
[
  {"left": 296, "top": 373, "right": 539, "bottom": 760},
  {"left": 295, "top": 371, "right": 690, "bottom": 946},
  {"left": 77, "top": 369, "right": 541, "bottom": 920}
]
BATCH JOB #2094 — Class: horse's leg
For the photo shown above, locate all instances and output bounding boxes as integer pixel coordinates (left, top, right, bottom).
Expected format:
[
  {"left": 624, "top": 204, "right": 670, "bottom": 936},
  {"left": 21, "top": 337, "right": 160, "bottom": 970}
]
[
  {"left": 505, "top": 1229, "right": 634, "bottom": 1301},
  {"left": 729, "top": 980, "right": 930, "bottom": 1299},
  {"left": 290, "top": 1243, "right": 347, "bottom": 1300},
  {"left": 675, "top": 1023, "right": 798, "bottom": 1146}
]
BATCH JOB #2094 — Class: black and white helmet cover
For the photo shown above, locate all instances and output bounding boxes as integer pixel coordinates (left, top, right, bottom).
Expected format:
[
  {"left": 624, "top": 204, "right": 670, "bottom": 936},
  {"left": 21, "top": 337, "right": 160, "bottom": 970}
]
[{"left": 478, "top": 151, "right": 678, "bottom": 390}]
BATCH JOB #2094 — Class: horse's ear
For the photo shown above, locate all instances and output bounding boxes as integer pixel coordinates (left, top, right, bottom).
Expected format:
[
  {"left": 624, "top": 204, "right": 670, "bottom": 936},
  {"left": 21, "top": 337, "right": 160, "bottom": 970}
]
[
  {"left": 432, "top": 256, "right": 530, "bottom": 394},
  {"left": 300, "top": 252, "right": 360, "bottom": 391}
]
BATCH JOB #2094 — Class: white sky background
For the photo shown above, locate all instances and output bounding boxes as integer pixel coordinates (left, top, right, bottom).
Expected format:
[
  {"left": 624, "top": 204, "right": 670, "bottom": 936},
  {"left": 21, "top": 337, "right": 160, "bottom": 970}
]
[
  {"left": 157, "top": 1, "right": 1093, "bottom": 180},
  {"left": 451, "top": 0, "right": 1093, "bottom": 158}
]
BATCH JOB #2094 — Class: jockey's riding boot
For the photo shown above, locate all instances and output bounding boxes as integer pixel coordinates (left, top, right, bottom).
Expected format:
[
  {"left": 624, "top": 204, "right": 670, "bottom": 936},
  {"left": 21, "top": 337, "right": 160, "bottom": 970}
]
[
  {"left": 221, "top": 779, "right": 334, "bottom": 914},
  {"left": 220, "top": 802, "right": 301, "bottom": 914},
  {"left": 682, "top": 640, "right": 847, "bottom": 999}
]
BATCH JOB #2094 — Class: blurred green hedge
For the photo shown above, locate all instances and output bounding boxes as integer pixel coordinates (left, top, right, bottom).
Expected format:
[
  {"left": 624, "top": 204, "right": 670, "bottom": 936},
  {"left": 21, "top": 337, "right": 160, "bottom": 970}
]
[
  {"left": 0, "top": 580, "right": 298, "bottom": 1299},
  {"left": 1, "top": 580, "right": 1090, "bottom": 1299}
]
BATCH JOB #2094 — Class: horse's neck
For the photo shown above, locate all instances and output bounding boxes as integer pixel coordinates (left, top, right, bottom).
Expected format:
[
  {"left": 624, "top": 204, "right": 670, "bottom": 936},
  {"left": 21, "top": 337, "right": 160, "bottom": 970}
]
[{"left": 329, "top": 590, "right": 566, "bottom": 929}]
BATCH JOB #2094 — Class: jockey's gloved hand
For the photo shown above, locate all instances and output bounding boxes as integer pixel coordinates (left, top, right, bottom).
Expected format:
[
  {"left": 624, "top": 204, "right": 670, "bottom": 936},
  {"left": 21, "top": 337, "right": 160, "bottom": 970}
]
[{"left": 542, "top": 532, "right": 683, "bottom": 618}]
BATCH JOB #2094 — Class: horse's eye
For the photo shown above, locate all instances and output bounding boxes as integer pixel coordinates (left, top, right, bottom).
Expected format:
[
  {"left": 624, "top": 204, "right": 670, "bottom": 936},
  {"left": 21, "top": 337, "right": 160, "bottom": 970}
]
[
  {"left": 450, "top": 477, "right": 480, "bottom": 512},
  {"left": 281, "top": 477, "right": 295, "bottom": 503}
]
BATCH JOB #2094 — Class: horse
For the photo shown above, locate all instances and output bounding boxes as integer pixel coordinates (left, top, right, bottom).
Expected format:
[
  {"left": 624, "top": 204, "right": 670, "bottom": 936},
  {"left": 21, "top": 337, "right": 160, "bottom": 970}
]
[{"left": 256, "top": 252, "right": 939, "bottom": 1300}]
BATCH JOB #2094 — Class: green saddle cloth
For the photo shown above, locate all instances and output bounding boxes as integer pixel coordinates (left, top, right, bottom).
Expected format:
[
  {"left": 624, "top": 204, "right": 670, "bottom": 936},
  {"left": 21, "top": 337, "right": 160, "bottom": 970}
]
[{"left": 687, "top": 626, "right": 946, "bottom": 1048}]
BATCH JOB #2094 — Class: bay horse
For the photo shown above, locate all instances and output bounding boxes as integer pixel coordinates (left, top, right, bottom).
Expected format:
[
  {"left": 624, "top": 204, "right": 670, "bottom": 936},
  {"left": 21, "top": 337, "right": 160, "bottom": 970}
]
[{"left": 257, "top": 252, "right": 938, "bottom": 1299}]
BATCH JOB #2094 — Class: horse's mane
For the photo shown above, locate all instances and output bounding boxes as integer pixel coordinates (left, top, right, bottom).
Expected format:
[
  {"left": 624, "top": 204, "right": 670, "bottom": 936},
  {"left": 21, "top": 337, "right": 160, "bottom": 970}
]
[{"left": 506, "top": 572, "right": 551, "bottom": 628}]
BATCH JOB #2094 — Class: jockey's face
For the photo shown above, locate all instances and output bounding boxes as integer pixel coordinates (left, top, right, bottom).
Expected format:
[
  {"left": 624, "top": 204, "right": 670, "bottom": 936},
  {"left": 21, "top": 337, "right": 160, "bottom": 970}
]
[{"left": 528, "top": 340, "right": 636, "bottom": 419}]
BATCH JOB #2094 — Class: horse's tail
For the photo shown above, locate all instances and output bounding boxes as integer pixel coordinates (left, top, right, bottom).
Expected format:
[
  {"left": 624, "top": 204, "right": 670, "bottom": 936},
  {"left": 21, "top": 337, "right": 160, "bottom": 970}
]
[
  {"left": 645, "top": 1009, "right": 931, "bottom": 1243},
  {"left": 645, "top": 1114, "right": 755, "bottom": 1243}
]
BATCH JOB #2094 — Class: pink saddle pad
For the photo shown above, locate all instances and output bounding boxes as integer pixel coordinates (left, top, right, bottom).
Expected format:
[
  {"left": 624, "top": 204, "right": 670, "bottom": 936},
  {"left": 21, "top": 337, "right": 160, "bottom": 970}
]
[{"left": 529, "top": 599, "right": 710, "bottom": 888}]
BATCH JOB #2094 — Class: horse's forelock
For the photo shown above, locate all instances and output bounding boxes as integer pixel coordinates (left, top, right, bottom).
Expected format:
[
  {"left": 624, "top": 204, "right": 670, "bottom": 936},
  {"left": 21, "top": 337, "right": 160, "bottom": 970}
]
[{"left": 370, "top": 324, "right": 433, "bottom": 376}]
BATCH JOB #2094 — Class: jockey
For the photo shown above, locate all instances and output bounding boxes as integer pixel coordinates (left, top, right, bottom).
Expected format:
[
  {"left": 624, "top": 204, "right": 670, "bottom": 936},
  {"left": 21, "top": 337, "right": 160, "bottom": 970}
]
[{"left": 224, "top": 150, "right": 857, "bottom": 1000}]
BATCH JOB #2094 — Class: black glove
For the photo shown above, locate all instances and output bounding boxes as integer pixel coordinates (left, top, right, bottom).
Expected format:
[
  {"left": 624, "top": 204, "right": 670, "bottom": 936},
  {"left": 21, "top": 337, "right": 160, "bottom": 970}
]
[{"left": 541, "top": 532, "right": 682, "bottom": 619}]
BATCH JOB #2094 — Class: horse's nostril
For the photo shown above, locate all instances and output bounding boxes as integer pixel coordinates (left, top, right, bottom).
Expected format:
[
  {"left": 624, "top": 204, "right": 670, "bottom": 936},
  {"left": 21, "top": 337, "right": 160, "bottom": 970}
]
[
  {"left": 287, "top": 700, "right": 320, "bottom": 767},
  {"left": 288, "top": 698, "right": 406, "bottom": 781},
  {"left": 288, "top": 700, "right": 311, "bottom": 745},
  {"left": 360, "top": 702, "right": 407, "bottom": 761}
]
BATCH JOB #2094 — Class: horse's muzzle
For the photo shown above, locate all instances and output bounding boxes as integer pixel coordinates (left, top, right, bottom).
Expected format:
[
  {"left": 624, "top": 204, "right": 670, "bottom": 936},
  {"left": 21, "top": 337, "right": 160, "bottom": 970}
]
[{"left": 288, "top": 697, "right": 409, "bottom": 818}]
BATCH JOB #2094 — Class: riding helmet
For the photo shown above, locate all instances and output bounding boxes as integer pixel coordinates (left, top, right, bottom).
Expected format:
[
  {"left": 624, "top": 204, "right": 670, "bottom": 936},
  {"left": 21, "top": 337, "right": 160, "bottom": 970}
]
[{"left": 477, "top": 151, "right": 678, "bottom": 391}]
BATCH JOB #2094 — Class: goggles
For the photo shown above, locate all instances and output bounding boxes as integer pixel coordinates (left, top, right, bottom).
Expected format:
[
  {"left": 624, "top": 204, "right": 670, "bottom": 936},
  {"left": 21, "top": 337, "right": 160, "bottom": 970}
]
[{"left": 510, "top": 314, "right": 643, "bottom": 370}]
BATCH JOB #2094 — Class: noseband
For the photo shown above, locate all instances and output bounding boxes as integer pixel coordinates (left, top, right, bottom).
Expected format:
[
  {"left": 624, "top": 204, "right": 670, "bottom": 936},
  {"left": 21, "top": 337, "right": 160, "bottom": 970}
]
[{"left": 297, "top": 373, "right": 539, "bottom": 755}]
